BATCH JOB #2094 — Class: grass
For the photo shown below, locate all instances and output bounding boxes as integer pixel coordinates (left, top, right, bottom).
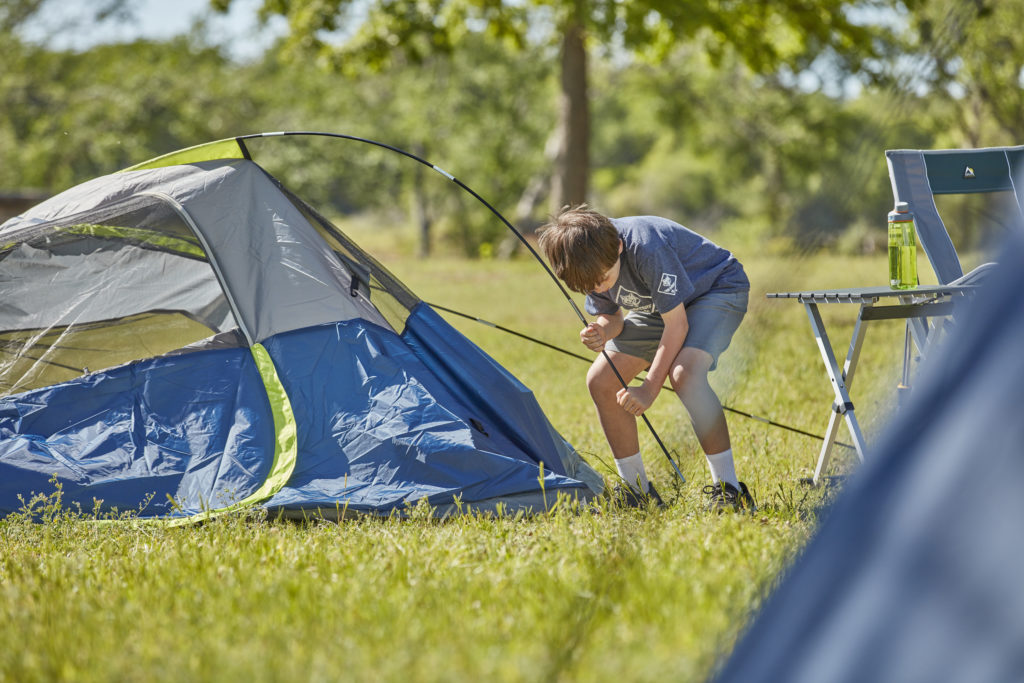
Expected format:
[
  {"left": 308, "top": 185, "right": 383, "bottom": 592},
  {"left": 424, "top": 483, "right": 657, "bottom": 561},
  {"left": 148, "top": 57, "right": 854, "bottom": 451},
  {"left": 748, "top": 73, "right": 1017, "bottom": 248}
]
[{"left": 0, "top": 242, "right": 915, "bottom": 682}]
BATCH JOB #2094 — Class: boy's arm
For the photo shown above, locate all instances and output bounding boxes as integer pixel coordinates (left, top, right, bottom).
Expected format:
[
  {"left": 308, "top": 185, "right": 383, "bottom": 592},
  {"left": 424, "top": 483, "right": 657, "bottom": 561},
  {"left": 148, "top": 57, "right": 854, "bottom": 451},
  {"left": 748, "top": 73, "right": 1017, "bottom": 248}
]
[
  {"left": 581, "top": 311, "right": 624, "bottom": 351},
  {"left": 616, "top": 302, "right": 688, "bottom": 414}
]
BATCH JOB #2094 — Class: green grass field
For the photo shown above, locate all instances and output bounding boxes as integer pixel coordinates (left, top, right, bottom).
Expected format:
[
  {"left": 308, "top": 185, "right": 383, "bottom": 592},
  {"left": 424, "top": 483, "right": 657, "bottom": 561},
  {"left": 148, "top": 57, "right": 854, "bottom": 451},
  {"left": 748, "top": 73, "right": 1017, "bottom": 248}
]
[{"left": 0, "top": 246, "right": 916, "bottom": 682}]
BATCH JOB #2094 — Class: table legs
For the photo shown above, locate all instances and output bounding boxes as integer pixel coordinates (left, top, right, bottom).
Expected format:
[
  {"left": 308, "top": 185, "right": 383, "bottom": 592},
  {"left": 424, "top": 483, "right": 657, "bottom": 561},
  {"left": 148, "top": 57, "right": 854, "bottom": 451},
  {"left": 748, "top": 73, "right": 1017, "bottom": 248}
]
[{"left": 805, "top": 302, "right": 869, "bottom": 485}]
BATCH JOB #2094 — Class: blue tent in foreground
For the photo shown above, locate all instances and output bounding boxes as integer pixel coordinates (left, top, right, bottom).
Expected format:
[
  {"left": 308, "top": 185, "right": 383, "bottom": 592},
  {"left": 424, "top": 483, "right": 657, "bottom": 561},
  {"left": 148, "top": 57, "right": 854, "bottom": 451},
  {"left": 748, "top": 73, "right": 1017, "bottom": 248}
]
[
  {"left": 715, "top": 231, "right": 1024, "bottom": 682},
  {"left": 0, "top": 135, "right": 603, "bottom": 522}
]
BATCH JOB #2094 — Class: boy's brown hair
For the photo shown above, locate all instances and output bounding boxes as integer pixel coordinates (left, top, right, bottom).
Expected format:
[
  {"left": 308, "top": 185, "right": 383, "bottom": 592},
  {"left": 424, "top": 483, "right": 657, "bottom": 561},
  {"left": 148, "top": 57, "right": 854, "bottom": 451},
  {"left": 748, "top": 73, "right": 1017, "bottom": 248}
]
[{"left": 537, "top": 205, "right": 620, "bottom": 293}]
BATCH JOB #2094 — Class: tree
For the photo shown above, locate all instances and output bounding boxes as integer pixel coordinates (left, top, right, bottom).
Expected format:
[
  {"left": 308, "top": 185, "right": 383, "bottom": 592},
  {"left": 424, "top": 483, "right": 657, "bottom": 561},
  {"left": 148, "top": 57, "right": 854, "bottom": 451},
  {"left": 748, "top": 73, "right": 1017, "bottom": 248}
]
[
  {"left": 235, "top": 30, "right": 555, "bottom": 257},
  {"left": 214, "top": 0, "right": 899, "bottom": 213},
  {"left": 895, "top": 0, "right": 1024, "bottom": 250},
  {"left": 1, "top": 0, "right": 254, "bottom": 191},
  {"left": 0, "top": 37, "right": 264, "bottom": 191},
  {"left": 904, "top": 0, "right": 1024, "bottom": 146},
  {"left": 0, "top": 0, "right": 552, "bottom": 257},
  {"left": 588, "top": 42, "right": 936, "bottom": 252}
]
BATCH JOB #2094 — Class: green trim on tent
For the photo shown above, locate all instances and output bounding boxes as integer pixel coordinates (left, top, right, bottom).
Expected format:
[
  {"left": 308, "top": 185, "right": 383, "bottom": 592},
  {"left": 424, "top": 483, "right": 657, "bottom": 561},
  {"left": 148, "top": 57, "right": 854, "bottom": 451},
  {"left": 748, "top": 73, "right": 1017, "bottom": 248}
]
[
  {"left": 59, "top": 223, "right": 206, "bottom": 259},
  {"left": 163, "top": 342, "right": 298, "bottom": 526},
  {"left": 122, "top": 138, "right": 247, "bottom": 172},
  {"left": 2, "top": 224, "right": 205, "bottom": 262},
  {"left": 247, "top": 341, "right": 300, "bottom": 499}
]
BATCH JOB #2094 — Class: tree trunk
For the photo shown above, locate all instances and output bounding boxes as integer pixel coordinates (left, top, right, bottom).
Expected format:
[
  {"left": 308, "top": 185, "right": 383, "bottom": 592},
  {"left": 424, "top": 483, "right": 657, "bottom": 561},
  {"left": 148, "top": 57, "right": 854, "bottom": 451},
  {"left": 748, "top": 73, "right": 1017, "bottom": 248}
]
[{"left": 551, "top": 6, "right": 589, "bottom": 213}]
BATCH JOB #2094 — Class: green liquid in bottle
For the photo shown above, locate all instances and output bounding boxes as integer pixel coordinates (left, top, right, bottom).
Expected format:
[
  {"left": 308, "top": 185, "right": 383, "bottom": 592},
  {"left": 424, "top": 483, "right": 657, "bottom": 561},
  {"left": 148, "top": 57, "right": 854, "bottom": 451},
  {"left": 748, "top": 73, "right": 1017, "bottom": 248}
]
[
  {"left": 888, "top": 203, "right": 918, "bottom": 290},
  {"left": 888, "top": 233, "right": 917, "bottom": 289}
]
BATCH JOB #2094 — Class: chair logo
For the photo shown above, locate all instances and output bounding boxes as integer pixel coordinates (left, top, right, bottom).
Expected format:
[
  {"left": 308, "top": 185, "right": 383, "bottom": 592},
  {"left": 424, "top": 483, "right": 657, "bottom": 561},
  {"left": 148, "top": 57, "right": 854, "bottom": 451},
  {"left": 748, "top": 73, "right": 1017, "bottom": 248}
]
[{"left": 964, "top": 166, "right": 976, "bottom": 179}]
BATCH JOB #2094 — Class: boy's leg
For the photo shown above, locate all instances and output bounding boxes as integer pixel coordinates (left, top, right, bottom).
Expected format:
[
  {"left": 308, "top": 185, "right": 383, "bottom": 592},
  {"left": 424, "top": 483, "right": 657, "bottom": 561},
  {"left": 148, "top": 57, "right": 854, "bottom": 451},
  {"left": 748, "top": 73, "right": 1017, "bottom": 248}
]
[
  {"left": 586, "top": 351, "right": 650, "bottom": 457},
  {"left": 586, "top": 351, "right": 651, "bottom": 491},
  {"left": 669, "top": 346, "right": 738, "bottom": 487},
  {"left": 668, "top": 291, "right": 748, "bottom": 498}
]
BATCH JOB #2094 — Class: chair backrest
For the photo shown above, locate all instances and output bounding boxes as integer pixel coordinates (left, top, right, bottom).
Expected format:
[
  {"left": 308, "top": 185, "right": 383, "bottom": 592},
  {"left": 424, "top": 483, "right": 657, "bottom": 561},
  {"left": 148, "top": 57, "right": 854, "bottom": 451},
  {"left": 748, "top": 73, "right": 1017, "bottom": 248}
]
[{"left": 886, "top": 146, "right": 1024, "bottom": 284}]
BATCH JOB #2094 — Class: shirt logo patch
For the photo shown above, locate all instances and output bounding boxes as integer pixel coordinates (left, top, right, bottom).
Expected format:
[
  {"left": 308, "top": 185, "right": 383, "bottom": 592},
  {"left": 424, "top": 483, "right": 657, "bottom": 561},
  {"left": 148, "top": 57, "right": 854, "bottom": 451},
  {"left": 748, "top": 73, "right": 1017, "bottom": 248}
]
[
  {"left": 658, "top": 273, "right": 678, "bottom": 296},
  {"left": 614, "top": 286, "right": 655, "bottom": 313}
]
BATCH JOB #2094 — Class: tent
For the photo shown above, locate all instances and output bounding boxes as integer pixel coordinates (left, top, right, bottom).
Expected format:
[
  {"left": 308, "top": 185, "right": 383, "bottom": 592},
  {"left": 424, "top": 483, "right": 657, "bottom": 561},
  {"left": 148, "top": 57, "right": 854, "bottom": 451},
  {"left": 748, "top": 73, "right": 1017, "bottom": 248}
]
[
  {"left": 713, "top": 230, "right": 1024, "bottom": 682},
  {"left": 0, "top": 134, "right": 603, "bottom": 521}
]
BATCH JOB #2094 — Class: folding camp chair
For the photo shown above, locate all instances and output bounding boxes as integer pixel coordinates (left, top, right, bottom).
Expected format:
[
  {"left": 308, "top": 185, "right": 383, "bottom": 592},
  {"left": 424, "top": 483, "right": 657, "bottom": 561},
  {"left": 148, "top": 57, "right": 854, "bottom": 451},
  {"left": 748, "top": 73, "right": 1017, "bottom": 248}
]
[
  {"left": 886, "top": 145, "right": 1024, "bottom": 286},
  {"left": 886, "top": 145, "right": 1024, "bottom": 367},
  {"left": 884, "top": 145, "right": 1019, "bottom": 358},
  {"left": 886, "top": 146, "right": 1024, "bottom": 409}
]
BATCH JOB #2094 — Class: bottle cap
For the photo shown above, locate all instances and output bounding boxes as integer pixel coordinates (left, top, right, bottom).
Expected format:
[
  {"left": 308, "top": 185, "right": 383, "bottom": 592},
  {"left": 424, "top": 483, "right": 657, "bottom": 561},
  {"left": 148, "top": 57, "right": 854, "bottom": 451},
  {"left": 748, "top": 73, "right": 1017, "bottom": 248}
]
[{"left": 895, "top": 201, "right": 910, "bottom": 212}]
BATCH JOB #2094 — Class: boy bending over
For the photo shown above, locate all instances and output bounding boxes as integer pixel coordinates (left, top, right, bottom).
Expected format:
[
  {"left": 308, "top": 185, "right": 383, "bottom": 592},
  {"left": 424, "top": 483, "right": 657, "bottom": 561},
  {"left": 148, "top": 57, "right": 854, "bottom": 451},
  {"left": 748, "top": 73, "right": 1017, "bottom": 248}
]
[{"left": 539, "top": 206, "right": 755, "bottom": 511}]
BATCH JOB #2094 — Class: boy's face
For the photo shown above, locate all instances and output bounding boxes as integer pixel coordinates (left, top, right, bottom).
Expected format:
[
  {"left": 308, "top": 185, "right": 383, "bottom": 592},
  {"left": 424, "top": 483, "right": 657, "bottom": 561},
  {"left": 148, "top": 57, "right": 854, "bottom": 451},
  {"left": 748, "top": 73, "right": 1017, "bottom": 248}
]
[{"left": 591, "top": 240, "right": 624, "bottom": 293}]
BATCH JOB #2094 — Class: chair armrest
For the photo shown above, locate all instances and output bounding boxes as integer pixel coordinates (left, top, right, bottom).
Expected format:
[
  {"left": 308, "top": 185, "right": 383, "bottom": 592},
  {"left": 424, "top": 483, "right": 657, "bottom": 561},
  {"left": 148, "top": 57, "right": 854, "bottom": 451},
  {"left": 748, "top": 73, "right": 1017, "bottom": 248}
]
[{"left": 950, "top": 262, "right": 998, "bottom": 286}]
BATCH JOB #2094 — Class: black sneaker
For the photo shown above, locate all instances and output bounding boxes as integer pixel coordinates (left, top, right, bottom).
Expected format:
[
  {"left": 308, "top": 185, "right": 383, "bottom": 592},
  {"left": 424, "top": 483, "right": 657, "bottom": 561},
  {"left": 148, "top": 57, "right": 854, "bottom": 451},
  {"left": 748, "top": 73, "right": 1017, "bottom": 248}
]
[
  {"left": 703, "top": 481, "right": 756, "bottom": 513},
  {"left": 611, "top": 482, "right": 665, "bottom": 509}
]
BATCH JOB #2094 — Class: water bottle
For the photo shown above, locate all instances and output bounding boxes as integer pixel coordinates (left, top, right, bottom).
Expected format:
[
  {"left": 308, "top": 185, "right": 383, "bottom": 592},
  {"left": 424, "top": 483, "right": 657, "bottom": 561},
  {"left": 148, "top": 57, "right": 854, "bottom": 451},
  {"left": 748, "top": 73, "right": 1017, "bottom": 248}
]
[{"left": 888, "top": 201, "right": 918, "bottom": 289}]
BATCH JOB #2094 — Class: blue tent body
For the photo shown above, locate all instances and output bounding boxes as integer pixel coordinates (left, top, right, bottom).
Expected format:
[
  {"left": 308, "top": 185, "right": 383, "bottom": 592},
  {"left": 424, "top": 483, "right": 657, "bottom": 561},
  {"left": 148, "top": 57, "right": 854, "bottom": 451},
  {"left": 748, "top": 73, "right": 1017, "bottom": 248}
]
[
  {"left": 0, "top": 137, "right": 602, "bottom": 521},
  {"left": 714, "top": 232, "right": 1024, "bottom": 682}
]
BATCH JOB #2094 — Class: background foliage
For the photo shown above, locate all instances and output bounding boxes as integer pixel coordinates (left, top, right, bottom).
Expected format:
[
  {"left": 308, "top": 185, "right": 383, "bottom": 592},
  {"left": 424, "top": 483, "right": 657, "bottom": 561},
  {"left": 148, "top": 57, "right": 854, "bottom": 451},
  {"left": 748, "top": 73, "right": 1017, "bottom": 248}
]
[{"left": 2, "top": 1, "right": 1020, "bottom": 257}]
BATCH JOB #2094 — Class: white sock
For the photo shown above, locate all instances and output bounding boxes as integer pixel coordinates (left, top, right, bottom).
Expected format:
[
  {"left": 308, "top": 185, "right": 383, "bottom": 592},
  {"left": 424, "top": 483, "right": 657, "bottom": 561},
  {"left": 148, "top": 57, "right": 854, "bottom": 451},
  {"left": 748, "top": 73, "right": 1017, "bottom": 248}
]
[
  {"left": 705, "top": 448, "right": 740, "bottom": 489},
  {"left": 614, "top": 452, "right": 649, "bottom": 493}
]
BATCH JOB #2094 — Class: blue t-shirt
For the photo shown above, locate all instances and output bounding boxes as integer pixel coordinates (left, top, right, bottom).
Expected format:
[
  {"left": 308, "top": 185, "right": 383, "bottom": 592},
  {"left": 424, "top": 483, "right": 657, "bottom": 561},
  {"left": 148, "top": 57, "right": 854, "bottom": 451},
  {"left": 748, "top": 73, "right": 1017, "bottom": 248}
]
[{"left": 585, "top": 216, "right": 749, "bottom": 316}]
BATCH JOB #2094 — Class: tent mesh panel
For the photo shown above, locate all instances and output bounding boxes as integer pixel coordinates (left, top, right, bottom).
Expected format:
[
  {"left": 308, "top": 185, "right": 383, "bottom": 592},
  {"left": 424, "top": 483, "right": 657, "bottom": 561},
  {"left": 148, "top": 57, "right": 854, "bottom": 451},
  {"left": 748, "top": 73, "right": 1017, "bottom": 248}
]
[{"left": 0, "top": 196, "right": 242, "bottom": 398}]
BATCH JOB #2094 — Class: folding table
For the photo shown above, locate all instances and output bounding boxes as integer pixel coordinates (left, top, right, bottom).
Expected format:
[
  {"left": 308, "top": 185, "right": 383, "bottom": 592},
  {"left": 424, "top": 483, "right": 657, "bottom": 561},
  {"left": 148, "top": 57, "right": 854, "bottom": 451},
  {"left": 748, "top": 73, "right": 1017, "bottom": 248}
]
[{"left": 767, "top": 284, "right": 975, "bottom": 485}]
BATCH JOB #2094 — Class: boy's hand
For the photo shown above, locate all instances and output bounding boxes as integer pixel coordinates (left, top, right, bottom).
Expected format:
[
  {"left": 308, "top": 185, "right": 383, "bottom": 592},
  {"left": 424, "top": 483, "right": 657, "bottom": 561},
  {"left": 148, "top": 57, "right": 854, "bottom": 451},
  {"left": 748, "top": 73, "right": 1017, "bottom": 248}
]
[
  {"left": 616, "top": 385, "right": 656, "bottom": 416},
  {"left": 580, "top": 323, "right": 606, "bottom": 351}
]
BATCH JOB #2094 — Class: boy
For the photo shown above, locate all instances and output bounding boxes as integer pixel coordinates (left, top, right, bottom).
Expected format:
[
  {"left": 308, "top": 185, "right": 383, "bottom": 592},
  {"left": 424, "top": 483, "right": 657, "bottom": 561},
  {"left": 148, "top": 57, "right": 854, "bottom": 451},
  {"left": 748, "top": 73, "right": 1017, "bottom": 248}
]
[{"left": 538, "top": 206, "right": 755, "bottom": 511}]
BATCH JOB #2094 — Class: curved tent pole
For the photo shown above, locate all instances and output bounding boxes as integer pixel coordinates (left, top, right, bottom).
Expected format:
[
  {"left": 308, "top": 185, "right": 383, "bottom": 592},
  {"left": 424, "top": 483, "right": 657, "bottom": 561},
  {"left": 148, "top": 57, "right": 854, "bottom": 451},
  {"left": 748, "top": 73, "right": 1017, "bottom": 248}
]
[
  {"left": 127, "top": 131, "right": 685, "bottom": 484},
  {"left": 427, "top": 300, "right": 855, "bottom": 448}
]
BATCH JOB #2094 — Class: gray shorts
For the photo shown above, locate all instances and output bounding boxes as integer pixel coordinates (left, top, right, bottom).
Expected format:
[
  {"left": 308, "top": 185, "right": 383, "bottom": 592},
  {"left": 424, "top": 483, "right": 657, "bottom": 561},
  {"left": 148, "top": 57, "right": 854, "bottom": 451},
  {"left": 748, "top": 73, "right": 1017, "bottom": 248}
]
[{"left": 605, "top": 290, "right": 748, "bottom": 371}]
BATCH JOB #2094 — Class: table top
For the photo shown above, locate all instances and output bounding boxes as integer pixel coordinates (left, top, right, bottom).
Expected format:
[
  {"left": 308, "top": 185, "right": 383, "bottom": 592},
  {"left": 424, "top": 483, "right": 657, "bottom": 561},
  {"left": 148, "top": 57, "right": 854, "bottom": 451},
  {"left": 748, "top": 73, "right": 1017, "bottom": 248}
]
[{"left": 766, "top": 283, "right": 977, "bottom": 304}]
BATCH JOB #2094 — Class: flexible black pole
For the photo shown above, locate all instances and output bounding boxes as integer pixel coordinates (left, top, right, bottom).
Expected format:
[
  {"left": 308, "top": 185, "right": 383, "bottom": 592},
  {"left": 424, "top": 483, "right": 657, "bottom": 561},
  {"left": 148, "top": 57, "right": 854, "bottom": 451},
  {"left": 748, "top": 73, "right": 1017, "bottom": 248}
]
[
  {"left": 237, "top": 132, "right": 686, "bottom": 482},
  {"left": 427, "top": 301, "right": 855, "bottom": 449}
]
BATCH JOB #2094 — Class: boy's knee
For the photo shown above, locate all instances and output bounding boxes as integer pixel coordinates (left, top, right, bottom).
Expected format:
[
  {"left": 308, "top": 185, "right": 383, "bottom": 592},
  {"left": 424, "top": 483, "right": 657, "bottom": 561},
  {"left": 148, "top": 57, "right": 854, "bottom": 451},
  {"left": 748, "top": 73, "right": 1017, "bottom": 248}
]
[
  {"left": 669, "top": 364, "right": 694, "bottom": 393},
  {"left": 670, "top": 350, "right": 711, "bottom": 394},
  {"left": 586, "top": 362, "right": 622, "bottom": 399},
  {"left": 585, "top": 364, "right": 609, "bottom": 397}
]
